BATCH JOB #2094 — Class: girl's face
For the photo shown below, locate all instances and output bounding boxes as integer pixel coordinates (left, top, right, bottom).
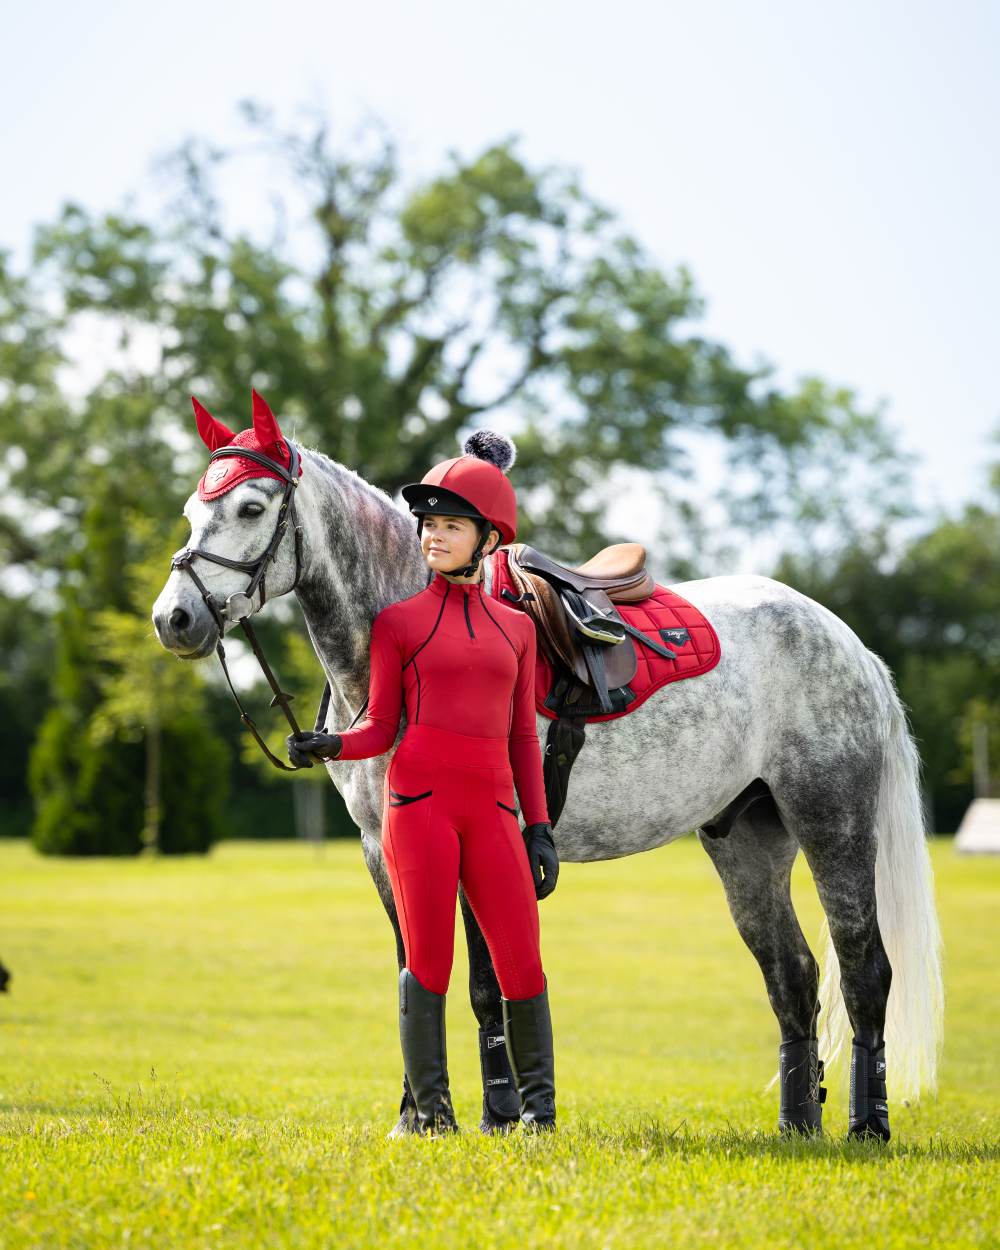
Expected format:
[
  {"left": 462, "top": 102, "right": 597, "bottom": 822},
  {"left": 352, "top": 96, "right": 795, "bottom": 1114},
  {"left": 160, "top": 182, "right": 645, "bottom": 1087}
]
[{"left": 421, "top": 514, "right": 500, "bottom": 576}]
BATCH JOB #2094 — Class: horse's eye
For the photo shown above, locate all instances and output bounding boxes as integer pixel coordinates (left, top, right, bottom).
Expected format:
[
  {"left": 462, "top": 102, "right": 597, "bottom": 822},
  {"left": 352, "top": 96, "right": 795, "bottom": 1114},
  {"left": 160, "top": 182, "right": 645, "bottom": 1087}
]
[{"left": 239, "top": 501, "right": 265, "bottom": 519}]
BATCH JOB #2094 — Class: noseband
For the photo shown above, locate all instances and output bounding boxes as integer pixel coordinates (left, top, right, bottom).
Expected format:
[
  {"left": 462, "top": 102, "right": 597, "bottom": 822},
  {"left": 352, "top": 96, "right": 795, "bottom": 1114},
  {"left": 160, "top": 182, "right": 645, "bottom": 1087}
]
[{"left": 170, "top": 441, "right": 309, "bottom": 771}]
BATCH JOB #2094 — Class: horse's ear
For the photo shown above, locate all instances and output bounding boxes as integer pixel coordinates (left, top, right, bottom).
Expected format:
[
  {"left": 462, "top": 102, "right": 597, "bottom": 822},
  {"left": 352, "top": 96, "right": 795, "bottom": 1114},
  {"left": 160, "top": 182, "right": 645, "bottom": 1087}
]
[
  {"left": 192, "top": 396, "right": 236, "bottom": 451},
  {"left": 250, "top": 388, "right": 285, "bottom": 455}
]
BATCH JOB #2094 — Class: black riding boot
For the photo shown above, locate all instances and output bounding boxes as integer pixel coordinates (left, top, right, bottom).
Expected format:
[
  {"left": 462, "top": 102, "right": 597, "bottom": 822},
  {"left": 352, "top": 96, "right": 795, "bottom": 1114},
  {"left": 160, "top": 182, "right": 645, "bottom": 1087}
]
[
  {"left": 501, "top": 976, "right": 556, "bottom": 1130},
  {"left": 397, "top": 968, "right": 460, "bottom": 1136}
]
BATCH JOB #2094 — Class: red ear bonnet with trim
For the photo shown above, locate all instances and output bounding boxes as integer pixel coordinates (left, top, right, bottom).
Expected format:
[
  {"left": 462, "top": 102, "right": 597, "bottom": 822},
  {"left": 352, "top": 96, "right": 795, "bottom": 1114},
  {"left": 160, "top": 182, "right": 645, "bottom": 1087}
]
[{"left": 194, "top": 389, "right": 302, "bottom": 500}]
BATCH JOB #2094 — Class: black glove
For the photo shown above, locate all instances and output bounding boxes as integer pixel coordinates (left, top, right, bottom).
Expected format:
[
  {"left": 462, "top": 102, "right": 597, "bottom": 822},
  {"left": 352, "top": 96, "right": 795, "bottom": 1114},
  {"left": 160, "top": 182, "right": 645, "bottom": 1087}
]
[
  {"left": 285, "top": 731, "right": 342, "bottom": 768},
  {"left": 522, "top": 822, "right": 559, "bottom": 900}
]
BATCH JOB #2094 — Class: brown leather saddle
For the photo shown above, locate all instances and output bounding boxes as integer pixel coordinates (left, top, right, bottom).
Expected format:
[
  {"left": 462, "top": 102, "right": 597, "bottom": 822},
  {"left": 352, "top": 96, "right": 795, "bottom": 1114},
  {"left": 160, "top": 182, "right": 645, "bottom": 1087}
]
[{"left": 504, "top": 542, "right": 677, "bottom": 716}]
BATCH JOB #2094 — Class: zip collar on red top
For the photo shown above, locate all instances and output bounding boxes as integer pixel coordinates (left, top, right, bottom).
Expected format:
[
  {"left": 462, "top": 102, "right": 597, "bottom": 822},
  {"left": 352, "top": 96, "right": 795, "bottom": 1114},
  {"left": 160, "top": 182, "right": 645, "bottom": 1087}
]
[{"left": 428, "top": 569, "right": 486, "bottom": 598}]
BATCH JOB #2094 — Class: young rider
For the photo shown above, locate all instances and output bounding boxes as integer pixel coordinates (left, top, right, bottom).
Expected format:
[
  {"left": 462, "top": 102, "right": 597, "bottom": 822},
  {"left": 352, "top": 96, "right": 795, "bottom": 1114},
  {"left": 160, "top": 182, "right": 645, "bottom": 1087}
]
[{"left": 286, "top": 431, "right": 559, "bottom": 1136}]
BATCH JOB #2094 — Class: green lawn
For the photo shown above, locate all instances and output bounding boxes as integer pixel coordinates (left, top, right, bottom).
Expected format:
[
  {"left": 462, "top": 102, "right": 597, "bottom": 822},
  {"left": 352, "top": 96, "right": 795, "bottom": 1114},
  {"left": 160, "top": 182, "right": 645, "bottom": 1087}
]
[{"left": 1, "top": 835, "right": 996, "bottom": 1249}]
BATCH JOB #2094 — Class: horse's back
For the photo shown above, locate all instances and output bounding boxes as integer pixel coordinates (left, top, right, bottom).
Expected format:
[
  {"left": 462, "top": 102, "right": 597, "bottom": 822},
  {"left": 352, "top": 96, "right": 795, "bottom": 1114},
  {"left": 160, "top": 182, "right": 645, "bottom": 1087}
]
[
  {"left": 670, "top": 572, "right": 873, "bottom": 662},
  {"left": 665, "top": 570, "right": 892, "bottom": 754}
]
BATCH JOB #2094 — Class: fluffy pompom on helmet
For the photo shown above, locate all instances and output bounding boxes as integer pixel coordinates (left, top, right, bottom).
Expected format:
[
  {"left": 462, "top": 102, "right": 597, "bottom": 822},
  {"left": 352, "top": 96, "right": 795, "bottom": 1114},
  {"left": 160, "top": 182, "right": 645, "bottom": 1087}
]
[{"left": 463, "top": 429, "right": 516, "bottom": 474}]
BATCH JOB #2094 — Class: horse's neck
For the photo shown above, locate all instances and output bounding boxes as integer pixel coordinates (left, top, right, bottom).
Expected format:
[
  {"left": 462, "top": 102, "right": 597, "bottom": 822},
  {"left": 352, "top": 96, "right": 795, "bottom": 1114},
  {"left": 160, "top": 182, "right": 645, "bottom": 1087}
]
[{"left": 291, "top": 447, "right": 426, "bottom": 715}]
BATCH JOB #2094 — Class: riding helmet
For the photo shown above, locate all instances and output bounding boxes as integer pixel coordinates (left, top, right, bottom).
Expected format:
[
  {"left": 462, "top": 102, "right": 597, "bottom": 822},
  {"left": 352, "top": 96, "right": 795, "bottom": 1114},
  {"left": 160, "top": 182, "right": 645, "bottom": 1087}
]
[{"left": 401, "top": 431, "right": 519, "bottom": 576}]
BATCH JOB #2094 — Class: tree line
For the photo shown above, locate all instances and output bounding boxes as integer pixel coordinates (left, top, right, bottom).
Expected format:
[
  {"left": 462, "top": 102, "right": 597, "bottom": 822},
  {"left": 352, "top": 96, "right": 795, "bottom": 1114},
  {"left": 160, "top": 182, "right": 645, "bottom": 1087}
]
[{"left": 1, "top": 104, "right": 993, "bottom": 851}]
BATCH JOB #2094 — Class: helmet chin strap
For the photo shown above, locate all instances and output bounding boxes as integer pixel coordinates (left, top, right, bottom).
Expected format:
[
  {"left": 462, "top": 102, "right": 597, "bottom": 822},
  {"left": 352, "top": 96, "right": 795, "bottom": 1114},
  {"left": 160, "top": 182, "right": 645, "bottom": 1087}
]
[{"left": 451, "top": 519, "right": 493, "bottom": 578}]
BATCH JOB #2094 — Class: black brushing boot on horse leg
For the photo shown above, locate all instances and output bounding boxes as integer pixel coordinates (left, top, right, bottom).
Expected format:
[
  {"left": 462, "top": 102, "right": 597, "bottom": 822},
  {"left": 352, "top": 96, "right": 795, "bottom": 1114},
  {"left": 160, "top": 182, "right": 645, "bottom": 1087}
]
[
  {"left": 848, "top": 1037, "right": 890, "bottom": 1141},
  {"left": 396, "top": 968, "right": 460, "bottom": 1137},
  {"left": 478, "top": 1026, "right": 522, "bottom": 1130},
  {"left": 778, "top": 1036, "right": 827, "bottom": 1134},
  {"left": 502, "top": 976, "right": 556, "bottom": 1130},
  {"left": 455, "top": 890, "right": 522, "bottom": 1135}
]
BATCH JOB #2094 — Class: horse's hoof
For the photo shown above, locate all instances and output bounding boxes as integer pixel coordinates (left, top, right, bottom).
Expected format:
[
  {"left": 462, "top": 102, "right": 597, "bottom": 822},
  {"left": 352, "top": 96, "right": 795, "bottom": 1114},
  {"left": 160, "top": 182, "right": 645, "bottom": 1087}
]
[
  {"left": 385, "top": 1082, "right": 420, "bottom": 1139},
  {"left": 425, "top": 1121, "right": 462, "bottom": 1139},
  {"left": 479, "top": 1113, "right": 520, "bottom": 1136},
  {"left": 779, "top": 1120, "right": 824, "bottom": 1137},
  {"left": 388, "top": 1115, "right": 462, "bottom": 1140},
  {"left": 847, "top": 1117, "right": 891, "bottom": 1143},
  {"left": 385, "top": 1112, "right": 418, "bottom": 1140},
  {"left": 479, "top": 1090, "right": 521, "bottom": 1136}
]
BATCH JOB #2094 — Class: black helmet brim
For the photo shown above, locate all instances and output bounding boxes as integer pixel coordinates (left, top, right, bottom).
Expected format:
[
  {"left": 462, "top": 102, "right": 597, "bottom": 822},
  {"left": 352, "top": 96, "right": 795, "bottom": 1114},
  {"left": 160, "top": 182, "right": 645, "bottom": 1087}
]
[{"left": 400, "top": 483, "right": 488, "bottom": 524}]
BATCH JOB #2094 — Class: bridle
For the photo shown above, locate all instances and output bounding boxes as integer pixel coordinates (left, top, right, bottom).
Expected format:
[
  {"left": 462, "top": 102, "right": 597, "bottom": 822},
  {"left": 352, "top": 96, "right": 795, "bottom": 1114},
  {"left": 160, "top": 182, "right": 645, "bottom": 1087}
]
[{"left": 170, "top": 440, "right": 312, "bottom": 771}]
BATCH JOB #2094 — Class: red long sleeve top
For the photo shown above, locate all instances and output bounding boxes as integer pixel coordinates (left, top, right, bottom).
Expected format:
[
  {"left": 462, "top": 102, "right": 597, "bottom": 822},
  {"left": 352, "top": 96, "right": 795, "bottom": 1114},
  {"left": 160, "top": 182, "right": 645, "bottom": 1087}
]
[{"left": 334, "top": 569, "right": 550, "bottom": 826}]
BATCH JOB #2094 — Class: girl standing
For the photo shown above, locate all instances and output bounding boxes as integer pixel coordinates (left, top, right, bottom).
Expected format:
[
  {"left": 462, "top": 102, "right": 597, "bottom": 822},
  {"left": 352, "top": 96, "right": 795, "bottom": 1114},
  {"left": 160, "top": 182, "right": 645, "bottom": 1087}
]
[{"left": 287, "top": 431, "right": 559, "bottom": 1136}]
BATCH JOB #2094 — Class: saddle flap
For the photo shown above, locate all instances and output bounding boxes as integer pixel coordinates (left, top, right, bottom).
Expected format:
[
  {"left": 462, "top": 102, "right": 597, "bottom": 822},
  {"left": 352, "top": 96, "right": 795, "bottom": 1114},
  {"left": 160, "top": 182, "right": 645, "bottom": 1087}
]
[
  {"left": 561, "top": 587, "right": 638, "bottom": 691},
  {"left": 508, "top": 565, "right": 576, "bottom": 670}
]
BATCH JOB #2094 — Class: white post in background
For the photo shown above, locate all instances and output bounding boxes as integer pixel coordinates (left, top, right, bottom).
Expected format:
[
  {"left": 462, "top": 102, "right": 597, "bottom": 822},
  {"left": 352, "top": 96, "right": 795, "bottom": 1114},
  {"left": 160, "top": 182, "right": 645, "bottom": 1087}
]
[
  {"left": 293, "top": 782, "right": 325, "bottom": 844},
  {"left": 956, "top": 716, "right": 1000, "bottom": 852}
]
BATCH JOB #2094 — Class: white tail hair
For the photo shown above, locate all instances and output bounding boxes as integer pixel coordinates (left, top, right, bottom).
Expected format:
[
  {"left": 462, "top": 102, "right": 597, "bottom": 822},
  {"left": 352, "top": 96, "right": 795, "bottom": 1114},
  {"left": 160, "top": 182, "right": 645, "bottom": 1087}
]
[{"left": 814, "top": 651, "right": 945, "bottom": 1099}]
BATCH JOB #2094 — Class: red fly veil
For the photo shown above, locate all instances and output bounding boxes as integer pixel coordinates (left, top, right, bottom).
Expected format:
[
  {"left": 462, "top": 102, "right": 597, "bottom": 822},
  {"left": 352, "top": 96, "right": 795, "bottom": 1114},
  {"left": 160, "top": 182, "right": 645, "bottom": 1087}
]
[{"left": 193, "top": 388, "right": 302, "bottom": 500}]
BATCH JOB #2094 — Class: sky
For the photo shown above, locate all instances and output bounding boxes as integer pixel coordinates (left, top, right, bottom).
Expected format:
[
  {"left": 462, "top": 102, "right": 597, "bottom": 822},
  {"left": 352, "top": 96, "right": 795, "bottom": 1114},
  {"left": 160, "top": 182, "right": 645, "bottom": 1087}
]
[{"left": 4, "top": 0, "right": 998, "bottom": 572}]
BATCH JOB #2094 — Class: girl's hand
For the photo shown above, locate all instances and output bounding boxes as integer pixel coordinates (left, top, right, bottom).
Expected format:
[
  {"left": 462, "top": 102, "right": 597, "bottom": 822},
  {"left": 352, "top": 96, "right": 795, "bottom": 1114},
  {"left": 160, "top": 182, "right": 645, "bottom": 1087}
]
[
  {"left": 286, "top": 731, "right": 343, "bottom": 767},
  {"left": 522, "top": 823, "right": 559, "bottom": 899}
]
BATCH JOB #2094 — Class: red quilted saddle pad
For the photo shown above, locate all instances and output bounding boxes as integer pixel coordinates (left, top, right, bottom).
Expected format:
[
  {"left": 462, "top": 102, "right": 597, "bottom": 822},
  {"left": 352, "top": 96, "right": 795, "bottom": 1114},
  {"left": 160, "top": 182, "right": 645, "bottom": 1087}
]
[{"left": 488, "top": 549, "right": 722, "bottom": 724}]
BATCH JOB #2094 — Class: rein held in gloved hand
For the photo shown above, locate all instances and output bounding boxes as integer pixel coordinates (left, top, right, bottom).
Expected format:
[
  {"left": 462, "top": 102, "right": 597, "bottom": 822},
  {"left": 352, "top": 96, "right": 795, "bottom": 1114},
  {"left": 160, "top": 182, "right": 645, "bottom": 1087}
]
[{"left": 285, "top": 730, "right": 343, "bottom": 768}]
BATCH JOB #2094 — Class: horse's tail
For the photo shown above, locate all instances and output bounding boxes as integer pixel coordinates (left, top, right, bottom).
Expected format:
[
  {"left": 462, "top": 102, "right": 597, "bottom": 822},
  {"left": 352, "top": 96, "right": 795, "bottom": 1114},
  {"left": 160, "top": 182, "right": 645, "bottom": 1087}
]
[{"left": 816, "top": 652, "right": 945, "bottom": 1098}]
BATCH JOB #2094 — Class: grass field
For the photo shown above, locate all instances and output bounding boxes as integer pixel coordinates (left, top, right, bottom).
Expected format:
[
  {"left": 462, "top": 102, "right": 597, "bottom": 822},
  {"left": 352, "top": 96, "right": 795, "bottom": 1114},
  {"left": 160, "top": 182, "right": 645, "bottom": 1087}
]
[{"left": 1, "top": 834, "right": 997, "bottom": 1249}]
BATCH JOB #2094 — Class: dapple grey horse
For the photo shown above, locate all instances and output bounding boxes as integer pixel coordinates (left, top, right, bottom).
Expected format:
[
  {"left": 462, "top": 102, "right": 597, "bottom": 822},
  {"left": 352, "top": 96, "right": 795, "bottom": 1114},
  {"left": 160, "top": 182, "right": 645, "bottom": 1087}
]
[{"left": 152, "top": 437, "right": 944, "bottom": 1139}]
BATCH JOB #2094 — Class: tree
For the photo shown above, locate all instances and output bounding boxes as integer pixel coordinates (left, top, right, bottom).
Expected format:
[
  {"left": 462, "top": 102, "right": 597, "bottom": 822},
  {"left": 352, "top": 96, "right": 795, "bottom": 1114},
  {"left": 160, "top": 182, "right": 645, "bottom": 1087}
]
[
  {"left": 0, "top": 595, "right": 56, "bottom": 836},
  {"left": 7, "top": 105, "right": 914, "bottom": 574},
  {"left": 87, "top": 513, "right": 230, "bottom": 853},
  {"left": 771, "top": 440, "right": 1000, "bottom": 831},
  {"left": 28, "top": 500, "right": 228, "bottom": 856},
  {"left": 2, "top": 104, "right": 922, "bottom": 842}
]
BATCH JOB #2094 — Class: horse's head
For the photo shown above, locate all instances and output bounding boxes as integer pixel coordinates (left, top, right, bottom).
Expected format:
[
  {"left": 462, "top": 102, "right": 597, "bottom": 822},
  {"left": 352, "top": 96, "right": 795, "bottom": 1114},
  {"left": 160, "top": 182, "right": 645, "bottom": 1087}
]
[{"left": 152, "top": 389, "right": 304, "bottom": 660}]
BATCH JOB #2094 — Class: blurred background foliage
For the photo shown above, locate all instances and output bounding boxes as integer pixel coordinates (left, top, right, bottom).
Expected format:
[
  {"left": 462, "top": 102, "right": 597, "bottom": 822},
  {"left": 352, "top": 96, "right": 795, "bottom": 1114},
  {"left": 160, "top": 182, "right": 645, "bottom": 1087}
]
[{"left": 1, "top": 104, "right": 995, "bottom": 851}]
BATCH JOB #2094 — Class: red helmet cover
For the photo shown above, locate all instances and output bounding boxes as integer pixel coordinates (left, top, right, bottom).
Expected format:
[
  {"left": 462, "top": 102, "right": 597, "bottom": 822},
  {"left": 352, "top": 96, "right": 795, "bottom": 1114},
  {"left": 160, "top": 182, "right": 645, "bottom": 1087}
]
[{"left": 406, "top": 454, "right": 518, "bottom": 545}]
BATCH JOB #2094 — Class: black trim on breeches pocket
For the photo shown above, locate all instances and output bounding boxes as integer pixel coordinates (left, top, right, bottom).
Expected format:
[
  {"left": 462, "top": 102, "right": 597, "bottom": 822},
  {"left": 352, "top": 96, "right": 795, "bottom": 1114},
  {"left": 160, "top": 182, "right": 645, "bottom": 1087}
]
[{"left": 389, "top": 788, "right": 434, "bottom": 807}]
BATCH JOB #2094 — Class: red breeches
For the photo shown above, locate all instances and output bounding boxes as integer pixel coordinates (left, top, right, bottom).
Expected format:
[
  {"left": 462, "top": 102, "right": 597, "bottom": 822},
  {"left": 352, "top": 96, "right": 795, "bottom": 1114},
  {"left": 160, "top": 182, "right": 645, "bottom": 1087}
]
[{"left": 381, "top": 723, "right": 545, "bottom": 1001}]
